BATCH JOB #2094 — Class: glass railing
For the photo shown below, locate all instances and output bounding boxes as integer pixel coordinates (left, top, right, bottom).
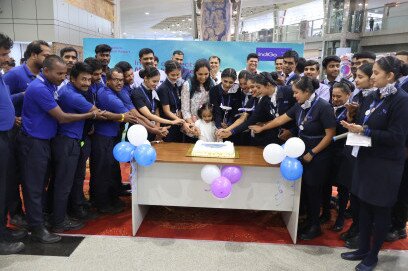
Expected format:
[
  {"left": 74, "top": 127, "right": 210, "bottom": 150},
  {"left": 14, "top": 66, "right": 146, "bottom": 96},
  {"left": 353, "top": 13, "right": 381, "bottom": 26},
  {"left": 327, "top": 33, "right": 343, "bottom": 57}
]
[
  {"left": 279, "top": 18, "right": 323, "bottom": 42},
  {"left": 364, "top": 2, "right": 408, "bottom": 33}
]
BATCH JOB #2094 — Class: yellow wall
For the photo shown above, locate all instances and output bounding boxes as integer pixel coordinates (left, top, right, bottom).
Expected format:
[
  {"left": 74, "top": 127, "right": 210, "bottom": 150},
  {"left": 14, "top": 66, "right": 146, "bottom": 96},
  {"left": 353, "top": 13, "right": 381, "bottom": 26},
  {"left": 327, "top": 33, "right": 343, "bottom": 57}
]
[{"left": 65, "top": 0, "right": 114, "bottom": 22}]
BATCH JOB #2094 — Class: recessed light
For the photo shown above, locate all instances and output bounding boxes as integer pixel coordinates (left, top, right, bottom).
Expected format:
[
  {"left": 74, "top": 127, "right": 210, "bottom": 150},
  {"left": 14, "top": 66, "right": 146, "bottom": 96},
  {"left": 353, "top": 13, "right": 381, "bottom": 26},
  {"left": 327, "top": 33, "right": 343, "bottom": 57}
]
[
  {"left": 182, "top": 19, "right": 185, "bottom": 22},
  {"left": 188, "top": 18, "right": 192, "bottom": 21},
  {"left": 145, "top": 12, "right": 149, "bottom": 15},
  {"left": 123, "top": 32, "right": 127, "bottom": 35}
]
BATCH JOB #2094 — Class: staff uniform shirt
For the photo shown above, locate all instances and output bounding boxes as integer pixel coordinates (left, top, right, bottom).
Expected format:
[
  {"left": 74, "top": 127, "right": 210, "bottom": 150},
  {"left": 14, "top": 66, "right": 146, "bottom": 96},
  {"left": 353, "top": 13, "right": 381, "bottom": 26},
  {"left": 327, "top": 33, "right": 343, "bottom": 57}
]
[
  {"left": 284, "top": 71, "right": 299, "bottom": 86},
  {"left": 3, "top": 64, "right": 37, "bottom": 116},
  {"left": 157, "top": 78, "right": 181, "bottom": 117},
  {"left": 286, "top": 96, "right": 336, "bottom": 185},
  {"left": 0, "top": 73, "right": 15, "bottom": 131},
  {"left": 209, "top": 83, "right": 241, "bottom": 128},
  {"left": 57, "top": 83, "right": 93, "bottom": 140},
  {"left": 322, "top": 75, "right": 342, "bottom": 103},
  {"left": 117, "top": 84, "right": 136, "bottom": 111},
  {"left": 131, "top": 84, "right": 160, "bottom": 114},
  {"left": 397, "top": 76, "right": 408, "bottom": 92},
  {"left": 315, "top": 83, "right": 331, "bottom": 102},
  {"left": 94, "top": 85, "right": 128, "bottom": 137},
  {"left": 21, "top": 74, "right": 59, "bottom": 139}
]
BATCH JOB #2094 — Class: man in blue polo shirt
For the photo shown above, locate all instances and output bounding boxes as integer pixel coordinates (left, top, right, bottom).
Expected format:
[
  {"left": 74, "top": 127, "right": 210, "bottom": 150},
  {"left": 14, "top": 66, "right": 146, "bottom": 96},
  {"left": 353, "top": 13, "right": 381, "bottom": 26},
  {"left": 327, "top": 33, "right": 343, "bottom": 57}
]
[
  {"left": 57, "top": 46, "right": 78, "bottom": 90},
  {"left": 50, "top": 62, "right": 106, "bottom": 233},
  {"left": 17, "top": 55, "right": 104, "bottom": 244},
  {"left": 68, "top": 57, "right": 104, "bottom": 220},
  {"left": 91, "top": 67, "right": 138, "bottom": 214},
  {"left": 3, "top": 40, "right": 51, "bottom": 227},
  {"left": 0, "top": 33, "right": 26, "bottom": 255}
]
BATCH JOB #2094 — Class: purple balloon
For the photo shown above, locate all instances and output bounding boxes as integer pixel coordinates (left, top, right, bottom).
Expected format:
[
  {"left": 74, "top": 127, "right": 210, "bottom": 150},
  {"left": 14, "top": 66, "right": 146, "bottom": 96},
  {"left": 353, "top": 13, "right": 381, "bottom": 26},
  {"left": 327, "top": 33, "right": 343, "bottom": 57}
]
[
  {"left": 211, "top": 176, "right": 232, "bottom": 199},
  {"left": 221, "top": 166, "right": 242, "bottom": 184}
]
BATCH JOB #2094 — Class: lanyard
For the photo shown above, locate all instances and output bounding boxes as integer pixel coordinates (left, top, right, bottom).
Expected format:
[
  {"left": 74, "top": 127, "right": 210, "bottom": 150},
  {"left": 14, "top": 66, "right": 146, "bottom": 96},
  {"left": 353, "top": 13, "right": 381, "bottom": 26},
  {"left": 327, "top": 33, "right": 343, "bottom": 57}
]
[
  {"left": 169, "top": 88, "right": 179, "bottom": 112},
  {"left": 363, "top": 99, "right": 384, "bottom": 125},
  {"left": 297, "top": 97, "right": 319, "bottom": 131},
  {"left": 336, "top": 107, "right": 347, "bottom": 122},
  {"left": 139, "top": 85, "right": 155, "bottom": 113}
]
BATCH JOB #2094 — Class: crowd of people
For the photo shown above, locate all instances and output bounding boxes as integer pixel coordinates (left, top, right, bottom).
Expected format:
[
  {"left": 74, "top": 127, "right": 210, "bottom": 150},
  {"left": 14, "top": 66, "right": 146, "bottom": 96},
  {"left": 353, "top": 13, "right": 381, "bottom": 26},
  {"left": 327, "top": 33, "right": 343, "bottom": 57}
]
[{"left": 0, "top": 32, "right": 408, "bottom": 270}]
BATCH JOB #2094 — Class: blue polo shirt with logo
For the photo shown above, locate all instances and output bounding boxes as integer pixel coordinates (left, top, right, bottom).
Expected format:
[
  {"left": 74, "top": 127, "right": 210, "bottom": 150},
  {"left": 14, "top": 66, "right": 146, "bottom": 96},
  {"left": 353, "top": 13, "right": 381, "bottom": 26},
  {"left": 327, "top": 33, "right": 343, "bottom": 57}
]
[{"left": 0, "top": 74, "right": 15, "bottom": 131}]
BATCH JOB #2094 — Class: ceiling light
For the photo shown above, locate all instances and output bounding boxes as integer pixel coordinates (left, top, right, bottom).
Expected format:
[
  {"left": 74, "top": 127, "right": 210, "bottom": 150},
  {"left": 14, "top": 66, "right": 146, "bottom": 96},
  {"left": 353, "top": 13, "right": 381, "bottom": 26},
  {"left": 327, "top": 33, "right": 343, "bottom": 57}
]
[
  {"left": 123, "top": 32, "right": 127, "bottom": 35},
  {"left": 188, "top": 18, "right": 192, "bottom": 21},
  {"left": 182, "top": 19, "right": 185, "bottom": 22},
  {"left": 233, "top": 11, "right": 237, "bottom": 15},
  {"left": 145, "top": 12, "right": 149, "bottom": 15}
]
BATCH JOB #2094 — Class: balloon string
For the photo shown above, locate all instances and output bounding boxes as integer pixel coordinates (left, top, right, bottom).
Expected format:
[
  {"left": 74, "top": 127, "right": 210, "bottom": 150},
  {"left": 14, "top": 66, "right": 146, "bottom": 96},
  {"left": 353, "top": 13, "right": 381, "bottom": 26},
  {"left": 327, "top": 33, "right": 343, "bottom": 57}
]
[{"left": 121, "top": 123, "right": 129, "bottom": 142}]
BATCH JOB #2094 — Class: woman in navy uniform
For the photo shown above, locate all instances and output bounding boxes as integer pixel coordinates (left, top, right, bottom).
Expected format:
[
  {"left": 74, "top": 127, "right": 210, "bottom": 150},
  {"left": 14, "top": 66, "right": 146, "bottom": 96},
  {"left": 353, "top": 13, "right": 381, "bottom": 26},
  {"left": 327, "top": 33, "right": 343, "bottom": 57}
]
[
  {"left": 217, "top": 72, "right": 281, "bottom": 146},
  {"left": 340, "top": 63, "right": 376, "bottom": 249},
  {"left": 249, "top": 76, "right": 336, "bottom": 240},
  {"left": 209, "top": 68, "right": 242, "bottom": 143},
  {"left": 157, "top": 60, "right": 193, "bottom": 142},
  {"left": 327, "top": 79, "right": 353, "bottom": 232},
  {"left": 216, "top": 73, "right": 257, "bottom": 145},
  {"left": 340, "top": 56, "right": 408, "bottom": 271},
  {"left": 131, "top": 66, "right": 185, "bottom": 141}
]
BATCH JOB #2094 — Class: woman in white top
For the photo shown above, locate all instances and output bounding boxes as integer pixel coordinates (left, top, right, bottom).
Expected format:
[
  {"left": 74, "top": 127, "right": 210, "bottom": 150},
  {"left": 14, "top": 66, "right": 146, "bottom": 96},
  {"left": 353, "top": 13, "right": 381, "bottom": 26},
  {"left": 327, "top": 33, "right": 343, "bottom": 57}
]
[{"left": 181, "top": 59, "right": 214, "bottom": 141}]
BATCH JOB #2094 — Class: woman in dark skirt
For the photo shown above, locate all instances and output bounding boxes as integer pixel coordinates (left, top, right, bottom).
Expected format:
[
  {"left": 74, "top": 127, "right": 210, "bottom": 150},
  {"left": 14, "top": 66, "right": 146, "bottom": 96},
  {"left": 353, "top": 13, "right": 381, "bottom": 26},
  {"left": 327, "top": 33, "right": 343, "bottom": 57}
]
[
  {"left": 340, "top": 56, "right": 408, "bottom": 271},
  {"left": 340, "top": 63, "right": 376, "bottom": 249},
  {"left": 249, "top": 76, "right": 336, "bottom": 240}
]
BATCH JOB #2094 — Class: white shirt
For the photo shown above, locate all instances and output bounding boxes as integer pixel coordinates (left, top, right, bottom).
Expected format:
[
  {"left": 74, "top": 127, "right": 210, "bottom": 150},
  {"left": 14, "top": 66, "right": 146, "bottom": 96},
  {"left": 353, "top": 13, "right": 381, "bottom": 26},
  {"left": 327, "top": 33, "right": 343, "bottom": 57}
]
[
  {"left": 194, "top": 119, "right": 218, "bottom": 142},
  {"left": 132, "top": 69, "right": 166, "bottom": 89},
  {"left": 323, "top": 75, "right": 342, "bottom": 86},
  {"left": 210, "top": 71, "right": 222, "bottom": 85},
  {"left": 315, "top": 83, "right": 331, "bottom": 102}
]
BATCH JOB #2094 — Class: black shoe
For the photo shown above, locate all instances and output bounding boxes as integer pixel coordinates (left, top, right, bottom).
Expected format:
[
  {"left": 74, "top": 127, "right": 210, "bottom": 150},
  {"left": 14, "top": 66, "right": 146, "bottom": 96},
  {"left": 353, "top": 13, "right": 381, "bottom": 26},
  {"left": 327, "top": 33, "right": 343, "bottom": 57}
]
[
  {"left": 9, "top": 214, "right": 28, "bottom": 229},
  {"left": 332, "top": 219, "right": 344, "bottom": 232},
  {"left": 118, "top": 190, "right": 131, "bottom": 196},
  {"left": 82, "top": 200, "right": 92, "bottom": 209},
  {"left": 122, "top": 183, "right": 131, "bottom": 191},
  {"left": 341, "top": 224, "right": 358, "bottom": 241},
  {"left": 71, "top": 206, "right": 99, "bottom": 220},
  {"left": 385, "top": 228, "right": 407, "bottom": 242},
  {"left": 319, "top": 212, "right": 331, "bottom": 224},
  {"left": 30, "top": 226, "right": 61, "bottom": 244},
  {"left": 341, "top": 250, "right": 369, "bottom": 261},
  {"left": 98, "top": 205, "right": 124, "bottom": 215},
  {"left": 4, "top": 228, "right": 28, "bottom": 242},
  {"left": 51, "top": 217, "right": 84, "bottom": 233},
  {"left": 355, "top": 261, "right": 377, "bottom": 271},
  {"left": 0, "top": 241, "right": 25, "bottom": 255},
  {"left": 345, "top": 235, "right": 360, "bottom": 249},
  {"left": 299, "top": 225, "right": 322, "bottom": 240}
]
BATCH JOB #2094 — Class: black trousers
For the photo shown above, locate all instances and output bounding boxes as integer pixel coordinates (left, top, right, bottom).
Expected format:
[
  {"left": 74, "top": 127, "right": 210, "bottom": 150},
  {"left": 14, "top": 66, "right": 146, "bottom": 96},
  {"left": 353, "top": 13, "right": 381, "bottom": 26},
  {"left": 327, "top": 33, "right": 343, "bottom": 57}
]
[
  {"left": 49, "top": 135, "right": 80, "bottom": 225},
  {"left": 391, "top": 160, "right": 408, "bottom": 230},
  {"left": 69, "top": 135, "right": 92, "bottom": 210},
  {"left": 303, "top": 183, "right": 322, "bottom": 227},
  {"left": 350, "top": 193, "right": 360, "bottom": 229},
  {"left": 0, "top": 131, "right": 11, "bottom": 240},
  {"left": 17, "top": 133, "right": 51, "bottom": 228},
  {"left": 6, "top": 126, "right": 23, "bottom": 218},
  {"left": 90, "top": 134, "right": 117, "bottom": 209},
  {"left": 358, "top": 200, "right": 391, "bottom": 263}
]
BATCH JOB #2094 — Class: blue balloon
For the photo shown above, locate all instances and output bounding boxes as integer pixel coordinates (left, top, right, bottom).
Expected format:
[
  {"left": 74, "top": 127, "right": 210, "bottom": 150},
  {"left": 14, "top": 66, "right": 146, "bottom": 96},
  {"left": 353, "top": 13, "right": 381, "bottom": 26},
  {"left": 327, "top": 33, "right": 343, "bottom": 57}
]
[
  {"left": 113, "top": 142, "right": 135, "bottom": 162},
  {"left": 133, "top": 144, "right": 157, "bottom": 167},
  {"left": 280, "top": 157, "right": 303, "bottom": 181}
]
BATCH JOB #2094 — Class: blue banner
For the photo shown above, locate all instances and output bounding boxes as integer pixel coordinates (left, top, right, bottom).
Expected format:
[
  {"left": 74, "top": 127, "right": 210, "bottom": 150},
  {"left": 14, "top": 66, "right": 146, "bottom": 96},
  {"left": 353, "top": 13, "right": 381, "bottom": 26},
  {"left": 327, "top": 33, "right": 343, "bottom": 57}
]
[{"left": 83, "top": 38, "right": 304, "bottom": 72}]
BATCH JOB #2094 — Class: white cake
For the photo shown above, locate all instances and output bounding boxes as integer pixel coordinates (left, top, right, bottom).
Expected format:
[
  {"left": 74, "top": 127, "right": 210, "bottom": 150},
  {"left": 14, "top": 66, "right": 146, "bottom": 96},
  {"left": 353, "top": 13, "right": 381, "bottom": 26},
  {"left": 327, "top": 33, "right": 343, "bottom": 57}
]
[{"left": 191, "top": 140, "right": 235, "bottom": 158}]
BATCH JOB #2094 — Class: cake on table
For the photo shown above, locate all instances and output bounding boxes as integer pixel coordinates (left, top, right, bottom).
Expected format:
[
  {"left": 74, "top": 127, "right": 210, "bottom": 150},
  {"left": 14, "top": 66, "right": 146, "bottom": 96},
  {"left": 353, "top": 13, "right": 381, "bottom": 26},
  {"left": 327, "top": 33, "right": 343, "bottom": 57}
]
[{"left": 191, "top": 140, "right": 236, "bottom": 158}]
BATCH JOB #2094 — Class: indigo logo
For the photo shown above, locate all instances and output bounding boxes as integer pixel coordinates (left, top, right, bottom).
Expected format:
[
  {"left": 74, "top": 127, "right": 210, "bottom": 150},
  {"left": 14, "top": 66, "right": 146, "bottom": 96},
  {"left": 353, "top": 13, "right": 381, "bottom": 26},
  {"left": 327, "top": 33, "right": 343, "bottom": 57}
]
[{"left": 256, "top": 48, "right": 291, "bottom": 61}]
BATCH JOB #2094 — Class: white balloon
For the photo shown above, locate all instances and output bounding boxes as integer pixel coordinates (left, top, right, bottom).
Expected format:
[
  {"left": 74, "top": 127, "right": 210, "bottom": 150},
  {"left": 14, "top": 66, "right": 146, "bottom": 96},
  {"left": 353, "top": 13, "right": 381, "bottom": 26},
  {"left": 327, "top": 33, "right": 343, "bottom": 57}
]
[
  {"left": 284, "top": 137, "right": 306, "bottom": 158},
  {"left": 127, "top": 124, "right": 148, "bottom": 147},
  {"left": 201, "top": 165, "right": 221, "bottom": 184},
  {"left": 263, "top": 144, "right": 286, "bottom": 165}
]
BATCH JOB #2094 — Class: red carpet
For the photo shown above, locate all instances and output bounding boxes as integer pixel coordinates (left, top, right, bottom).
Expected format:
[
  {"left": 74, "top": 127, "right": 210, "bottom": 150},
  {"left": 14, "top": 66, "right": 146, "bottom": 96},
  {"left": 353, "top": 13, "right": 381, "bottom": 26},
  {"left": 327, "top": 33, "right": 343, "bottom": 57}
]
[{"left": 67, "top": 163, "right": 408, "bottom": 250}]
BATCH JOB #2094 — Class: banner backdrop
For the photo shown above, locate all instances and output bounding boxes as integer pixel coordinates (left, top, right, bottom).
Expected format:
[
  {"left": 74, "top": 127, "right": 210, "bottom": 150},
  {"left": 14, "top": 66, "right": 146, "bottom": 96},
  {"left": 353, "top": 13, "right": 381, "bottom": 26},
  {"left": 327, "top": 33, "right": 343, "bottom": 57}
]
[{"left": 83, "top": 38, "right": 304, "bottom": 72}]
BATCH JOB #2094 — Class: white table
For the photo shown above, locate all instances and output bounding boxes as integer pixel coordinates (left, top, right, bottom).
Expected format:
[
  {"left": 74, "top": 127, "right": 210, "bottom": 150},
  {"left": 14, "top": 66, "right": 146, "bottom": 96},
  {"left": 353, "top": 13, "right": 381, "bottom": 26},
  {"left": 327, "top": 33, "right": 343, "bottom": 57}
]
[{"left": 131, "top": 143, "right": 301, "bottom": 243}]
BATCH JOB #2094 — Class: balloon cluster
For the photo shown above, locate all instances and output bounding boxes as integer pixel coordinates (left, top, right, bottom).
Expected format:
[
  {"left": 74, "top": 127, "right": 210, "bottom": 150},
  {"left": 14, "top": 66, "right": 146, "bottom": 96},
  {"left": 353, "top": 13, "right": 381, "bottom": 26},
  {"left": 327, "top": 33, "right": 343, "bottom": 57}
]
[
  {"left": 113, "top": 124, "right": 157, "bottom": 167},
  {"left": 200, "top": 165, "right": 242, "bottom": 199},
  {"left": 263, "top": 137, "right": 305, "bottom": 181}
]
